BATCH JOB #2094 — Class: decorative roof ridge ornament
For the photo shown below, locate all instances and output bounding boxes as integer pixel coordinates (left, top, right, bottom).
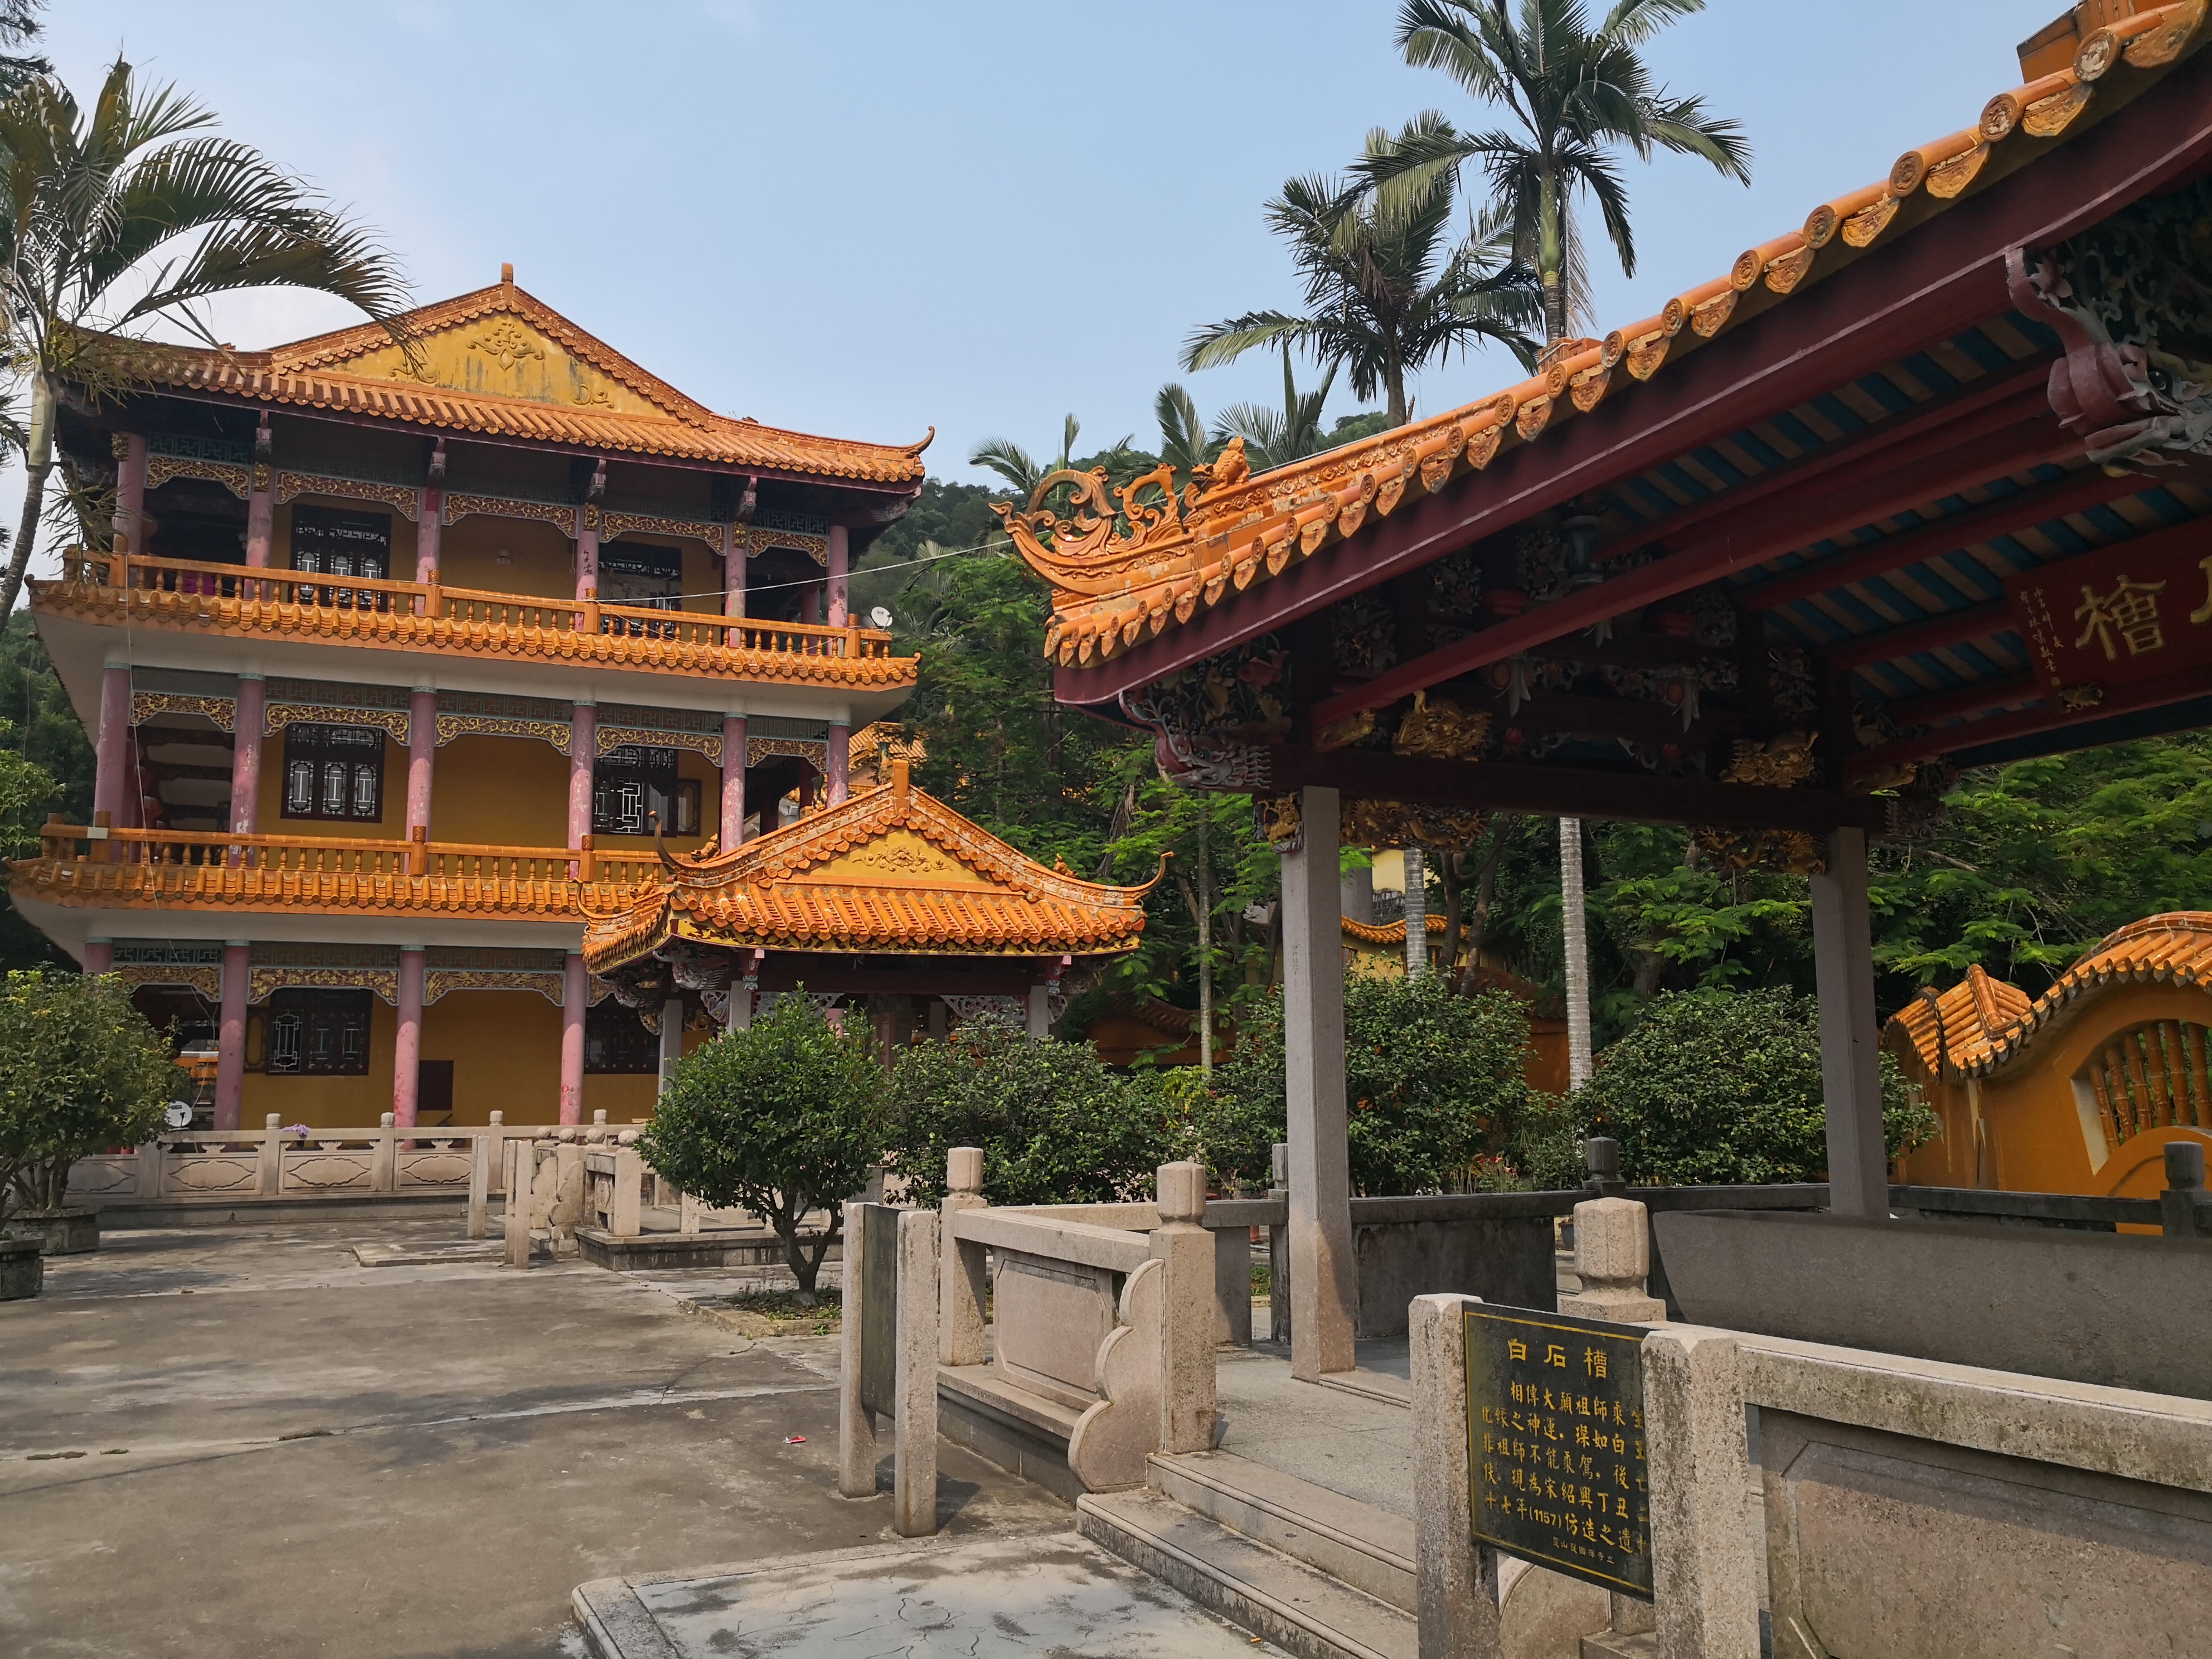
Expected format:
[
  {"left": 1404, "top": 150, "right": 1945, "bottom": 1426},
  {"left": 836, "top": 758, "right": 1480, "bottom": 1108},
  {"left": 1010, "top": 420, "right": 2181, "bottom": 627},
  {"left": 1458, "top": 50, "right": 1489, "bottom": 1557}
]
[{"left": 1001, "top": 9, "right": 2204, "bottom": 668}]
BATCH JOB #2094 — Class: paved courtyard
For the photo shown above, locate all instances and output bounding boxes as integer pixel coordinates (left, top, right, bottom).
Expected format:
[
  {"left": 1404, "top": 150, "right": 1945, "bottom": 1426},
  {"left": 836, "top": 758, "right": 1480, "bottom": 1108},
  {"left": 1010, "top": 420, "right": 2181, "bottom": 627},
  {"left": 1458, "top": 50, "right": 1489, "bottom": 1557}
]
[{"left": 0, "top": 1216, "right": 1069, "bottom": 1659}]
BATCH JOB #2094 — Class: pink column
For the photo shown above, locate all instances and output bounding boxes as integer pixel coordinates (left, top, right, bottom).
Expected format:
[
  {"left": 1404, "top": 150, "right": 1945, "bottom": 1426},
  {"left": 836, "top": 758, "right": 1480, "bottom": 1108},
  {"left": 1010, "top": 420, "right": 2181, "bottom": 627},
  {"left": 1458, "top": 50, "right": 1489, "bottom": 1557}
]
[
  {"left": 721, "top": 716, "right": 747, "bottom": 846},
  {"left": 826, "top": 724, "right": 850, "bottom": 807},
  {"left": 244, "top": 434, "right": 274, "bottom": 568},
  {"left": 214, "top": 941, "right": 250, "bottom": 1132},
  {"left": 418, "top": 445, "right": 444, "bottom": 582},
  {"left": 576, "top": 508, "right": 600, "bottom": 601},
  {"left": 724, "top": 532, "right": 746, "bottom": 618},
  {"left": 93, "top": 664, "right": 130, "bottom": 828},
  {"left": 230, "top": 676, "right": 264, "bottom": 835},
  {"left": 111, "top": 434, "right": 147, "bottom": 554},
  {"left": 826, "top": 525, "right": 850, "bottom": 628},
  {"left": 568, "top": 704, "right": 596, "bottom": 876},
  {"left": 406, "top": 688, "right": 435, "bottom": 838},
  {"left": 560, "top": 952, "right": 586, "bottom": 1125},
  {"left": 82, "top": 939, "right": 113, "bottom": 975},
  {"left": 392, "top": 947, "right": 425, "bottom": 1128}
]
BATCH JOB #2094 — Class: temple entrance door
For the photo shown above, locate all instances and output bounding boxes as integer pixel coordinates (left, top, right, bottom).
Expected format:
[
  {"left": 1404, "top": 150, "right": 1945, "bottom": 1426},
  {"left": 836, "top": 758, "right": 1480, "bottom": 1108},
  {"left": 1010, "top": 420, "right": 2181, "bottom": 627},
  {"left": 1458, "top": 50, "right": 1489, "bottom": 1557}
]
[{"left": 417, "top": 1060, "right": 454, "bottom": 1127}]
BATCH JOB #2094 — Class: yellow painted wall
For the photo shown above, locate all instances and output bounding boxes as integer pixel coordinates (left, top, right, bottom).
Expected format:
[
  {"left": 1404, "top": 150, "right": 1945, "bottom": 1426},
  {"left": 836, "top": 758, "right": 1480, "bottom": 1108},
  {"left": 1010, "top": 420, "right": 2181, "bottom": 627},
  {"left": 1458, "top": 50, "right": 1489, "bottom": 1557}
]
[
  {"left": 438, "top": 515, "right": 574, "bottom": 601},
  {"left": 421, "top": 989, "right": 562, "bottom": 1125},
  {"left": 271, "top": 497, "right": 420, "bottom": 581},
  {"left": 332, "top": 320, "right": 668, "bottom": 418},
  {"left": 252, "top": 727, "right": 405, "bottom": 841},
  {"left": 1894, "top": 982, "right": 2212, "bottom": 1198},
  {"left": 240, "top": 997, "right": 397, "bottom": 1128},
  {"left": 430, "top": 734, "right": 569, "bottom": 847}
]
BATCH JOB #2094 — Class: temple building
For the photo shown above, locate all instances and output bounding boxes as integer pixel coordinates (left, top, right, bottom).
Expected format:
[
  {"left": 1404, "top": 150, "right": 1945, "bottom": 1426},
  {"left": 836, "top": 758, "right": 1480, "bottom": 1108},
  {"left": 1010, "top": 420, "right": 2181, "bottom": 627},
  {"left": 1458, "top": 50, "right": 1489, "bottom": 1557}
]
[{"left": 8, "top": 270, "right": 1151, "bottom": 1128}]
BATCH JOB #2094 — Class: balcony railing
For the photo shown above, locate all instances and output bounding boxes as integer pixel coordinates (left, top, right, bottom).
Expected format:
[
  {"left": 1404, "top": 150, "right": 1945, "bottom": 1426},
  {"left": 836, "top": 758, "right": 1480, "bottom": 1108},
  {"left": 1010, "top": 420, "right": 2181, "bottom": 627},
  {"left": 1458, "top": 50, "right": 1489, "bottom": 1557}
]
[
  {"left": 16, "top": 821, "right": 666, "bottom": 919},
  {"left": 41, "top": 551, "right": 910, "bottom": 685}
]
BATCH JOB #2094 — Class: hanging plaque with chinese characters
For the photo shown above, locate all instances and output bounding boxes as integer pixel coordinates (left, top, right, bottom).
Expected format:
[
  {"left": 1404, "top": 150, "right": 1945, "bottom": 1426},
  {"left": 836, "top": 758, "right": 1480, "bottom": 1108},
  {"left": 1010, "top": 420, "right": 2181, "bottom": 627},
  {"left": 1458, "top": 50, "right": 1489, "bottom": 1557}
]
[
  {"left": 2007, "top": 518, "right": 2212, "bottom": 701},
  {"left": 1463, "top": 1304, "right": 1653, "bottom": 1600}
]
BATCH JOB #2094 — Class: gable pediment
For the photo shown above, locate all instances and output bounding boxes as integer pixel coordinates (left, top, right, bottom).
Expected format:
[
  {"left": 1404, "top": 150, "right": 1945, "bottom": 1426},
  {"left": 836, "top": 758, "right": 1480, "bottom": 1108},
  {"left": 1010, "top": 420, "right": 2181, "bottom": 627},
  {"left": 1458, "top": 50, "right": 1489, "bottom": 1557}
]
[
  {"left": 324, "top": 313, "right": 674, "bottom": 418},
  {"left": 810, "top": 828, "right": 992, "bottom": 887}
]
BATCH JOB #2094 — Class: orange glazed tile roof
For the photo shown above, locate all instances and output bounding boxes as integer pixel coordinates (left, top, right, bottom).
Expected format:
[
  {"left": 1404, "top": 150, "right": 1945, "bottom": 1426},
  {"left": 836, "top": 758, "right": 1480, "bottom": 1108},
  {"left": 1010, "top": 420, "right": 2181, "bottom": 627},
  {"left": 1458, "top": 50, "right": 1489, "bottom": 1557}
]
[
  {"left": 1001, "top": 2, "right": 2209, "bottom": 667},
  {"left": 1888, "top": 911, "right": 2212, "bottom": 1076},
  {"left": 582, "top": 761, "right": 1157, "bottom": 972},
  {"left": 119, "top": 276, "right": 929, "bottom": 485},
  {"left": 1341, "top": 913, "right": 1447, "bottom": 946}
]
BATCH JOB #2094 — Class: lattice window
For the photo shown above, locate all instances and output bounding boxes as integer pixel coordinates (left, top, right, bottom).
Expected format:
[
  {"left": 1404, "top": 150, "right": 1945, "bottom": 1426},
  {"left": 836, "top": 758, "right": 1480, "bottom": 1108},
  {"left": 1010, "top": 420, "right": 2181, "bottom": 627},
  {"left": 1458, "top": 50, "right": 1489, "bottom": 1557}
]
[
  {"left": 593, "top": 745, "right": 693, "bottom": 837},
  {"left": 282, "top": 724, "right": 384, "bottom": 822},
  {"left": 2072, "top": 1018, "right": 2211, "bottom": 1160},
  {"left": 289, "top": 504, "right": 391, "bottom": 608},
  {"left": 585, "top": 1002, "right": 658, "bottom": 1074},
  {"left": 260, "top": 991, "right": 373, "bottom": 1076}
]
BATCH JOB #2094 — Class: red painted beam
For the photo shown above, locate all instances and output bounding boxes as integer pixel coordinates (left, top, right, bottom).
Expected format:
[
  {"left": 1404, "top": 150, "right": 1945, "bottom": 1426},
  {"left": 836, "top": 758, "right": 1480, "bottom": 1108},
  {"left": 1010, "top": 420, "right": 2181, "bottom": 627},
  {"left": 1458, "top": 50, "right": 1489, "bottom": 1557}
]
[
  {"left": 1888, "top": 672, "right": 2040, "bottom": 729},
  {"left": 1744, "top": 465, "right": 2147, "bottom": 612},
  {"left": 1053, "top": 56, "right": 2212, "bottom": 710},
  {"left": 1820, "top": 602, "right": 2012, "bottom": 672},
  {"left": 1309, "top": 417, "right": 2075, "bottom": 736},
  {"left": 1845, "top": 664, "right": 2212, "bottom": 783}
]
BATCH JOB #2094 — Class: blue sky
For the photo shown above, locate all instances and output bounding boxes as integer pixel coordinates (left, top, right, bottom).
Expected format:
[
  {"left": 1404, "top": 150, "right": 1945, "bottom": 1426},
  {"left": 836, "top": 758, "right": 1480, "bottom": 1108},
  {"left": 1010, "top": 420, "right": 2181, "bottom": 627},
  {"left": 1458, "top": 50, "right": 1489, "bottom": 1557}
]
[{"left": 35, "top": 0, "right": 2056, "bottom": 542}]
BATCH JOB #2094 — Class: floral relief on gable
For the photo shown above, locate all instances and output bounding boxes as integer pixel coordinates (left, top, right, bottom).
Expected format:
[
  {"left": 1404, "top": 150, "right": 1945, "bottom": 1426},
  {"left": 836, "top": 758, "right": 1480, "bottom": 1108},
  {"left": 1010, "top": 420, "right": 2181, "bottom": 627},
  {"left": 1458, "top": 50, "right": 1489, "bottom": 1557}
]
[
  {"left": 330, "top": 321, "right": 671, "bottom": 418},
  {"left": 821, "top": 830, "right": 988, "bottom": 885}
]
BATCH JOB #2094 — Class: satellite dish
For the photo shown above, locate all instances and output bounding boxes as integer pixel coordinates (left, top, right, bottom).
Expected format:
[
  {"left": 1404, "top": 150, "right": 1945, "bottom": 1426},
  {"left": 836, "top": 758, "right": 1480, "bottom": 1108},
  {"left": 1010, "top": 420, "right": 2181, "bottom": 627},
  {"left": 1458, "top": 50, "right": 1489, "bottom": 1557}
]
[
  {"left": 163, "top": 1101, "right": 193, "bottom": 1131},
  {"left": 868, "top": 606, "right": 894, "bottom": 629}
]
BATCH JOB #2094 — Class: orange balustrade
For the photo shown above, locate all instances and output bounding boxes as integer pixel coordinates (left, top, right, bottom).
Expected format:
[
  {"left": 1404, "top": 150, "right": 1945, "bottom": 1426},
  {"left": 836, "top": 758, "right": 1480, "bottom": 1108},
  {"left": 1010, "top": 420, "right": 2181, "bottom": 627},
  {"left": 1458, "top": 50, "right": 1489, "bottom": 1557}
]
[{"left": 39, "top": 551, "right": 908, "bottom": 686}]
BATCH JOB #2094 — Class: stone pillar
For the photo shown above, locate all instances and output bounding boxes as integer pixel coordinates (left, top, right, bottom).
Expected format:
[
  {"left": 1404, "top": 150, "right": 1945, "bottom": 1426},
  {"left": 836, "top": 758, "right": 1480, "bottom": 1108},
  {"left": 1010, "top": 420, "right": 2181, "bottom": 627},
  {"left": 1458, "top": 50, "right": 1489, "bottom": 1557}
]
[
  {"left": 657, "top": 995, "right": 684, "bottom": 1095},
  {"left": 940, "top": 1146, "right": 988, "bottom": 1366},
  {"left": 721, "top": 715, "right": 748, "bottom": 845},
  {"left": 838, "top": 1199, "right": 881, "bottom": 1497},
  {"left": 826, "top": 524, "right": 850, "bottom": 628},
  {"left": 1340, "top": 862, "right": 1374, "bottom": 925},
  {"left": 81, "top": 938, "right": 113, "bottom": 975},
  {"left": 111, "top": 433, "right": 147, "bottom": 554},
  {"left": 94, "top": 663, "right": 131, "bottom": 829},
  {"left": 567, "top": 702, "right": 596, "bottom": 877},
  {"left": 1812, "top": 826, "right": 1886, "bottom": 1216},
  {"left": 1642, "top": 1326, "right": 1760, "bottom": 1659},
  {"left": 1268, "top": 1141, "right": 1291, "bottom": 1346},
  {"left": 1026, "top": 983, "right": 1051, "bottom": 1040},
  {"left": 1284, "top": 784, "right": 1356, "bottom": 1379},
  {"left": 230, "top": 675, "right": 264, "bottom": 836},
  {"left": 826, "top": 722, "right": 850, "bottom": 806},
  {"left": 406, "top": 688, "right": 435, "bottom": 840},
  {"left": 1558, "top": 1197, "right": 1666, "bottom": 1322},
  {"left": 1412, "top": 1293, "right": 1503, "bottom": 1659},
  {"left": 1403, "top": 846, "right": 1428, "bottom": 979},
  {"left": 894, "top": 1206, "right": 940, "bottom": 1537},
  {"left": 559, "top": 952, "right": 586, "bottom": 1126},
  {"left": 392, "top": 946, "right": 425, "bottom": 1128},
  {"left": 214, "top": 941, "right": 250, "bottom": 1132},
  {"left": 1152, "top": 1161, "right": 1218, "bottom": 1454}
]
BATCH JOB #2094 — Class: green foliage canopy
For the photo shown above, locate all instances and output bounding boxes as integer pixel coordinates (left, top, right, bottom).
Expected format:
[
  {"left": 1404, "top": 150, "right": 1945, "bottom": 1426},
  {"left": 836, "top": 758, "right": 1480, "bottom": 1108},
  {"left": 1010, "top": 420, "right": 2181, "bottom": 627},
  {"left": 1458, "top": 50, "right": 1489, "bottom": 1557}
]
[
  {"left": 637, "top": 994, "right": 887, "bottom": 1296},
  {"left": 0, "top": 969, "right": 173, "bottom": 1216}
]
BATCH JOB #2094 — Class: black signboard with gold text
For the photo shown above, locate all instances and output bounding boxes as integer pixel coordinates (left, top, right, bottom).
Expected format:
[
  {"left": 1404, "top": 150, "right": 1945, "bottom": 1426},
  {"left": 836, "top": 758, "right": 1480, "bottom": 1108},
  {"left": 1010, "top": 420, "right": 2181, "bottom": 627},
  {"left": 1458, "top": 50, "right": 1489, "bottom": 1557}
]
[{"left": 1464, "top": 1303, "right": 1653, "bottom": 1599}]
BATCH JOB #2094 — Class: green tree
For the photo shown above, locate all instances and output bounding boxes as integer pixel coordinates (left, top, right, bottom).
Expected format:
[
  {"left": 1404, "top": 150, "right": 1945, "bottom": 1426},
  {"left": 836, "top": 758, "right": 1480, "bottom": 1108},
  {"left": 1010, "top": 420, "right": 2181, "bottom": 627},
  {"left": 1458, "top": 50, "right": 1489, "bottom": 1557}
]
[
  {"left": 1372, "top": 0, "right": 1751, "bottom": 343},
  {"left": 637, "top": 994, "right": 887, "bottom": 1299},
  {"left": 0, "top": 612, "right": 87, "bottom": 969},
  {"left": 0, "top": 969, "right": 173, "bottom": 1217},
  {"left": 885, "top": 1011, "right": 1169, "bottom": 1206},
  {"left": 1569, "top": 989, "right": 1938, "bottom": 1186},
  {"left": 0, "top": 1, "right": 45, "bottom": 99},
  {"left": 0, "top": 55, "right": 410, "bottom": 619},
  {"left": 1215, "top": 977, "right": 1534, "bottom": 1194},
  {"left": 1211, "top": 346, "right": 1341, "bottom": 470},
  {"left": 1186, "top": 117, "right": 1540, "bottom": 428}
]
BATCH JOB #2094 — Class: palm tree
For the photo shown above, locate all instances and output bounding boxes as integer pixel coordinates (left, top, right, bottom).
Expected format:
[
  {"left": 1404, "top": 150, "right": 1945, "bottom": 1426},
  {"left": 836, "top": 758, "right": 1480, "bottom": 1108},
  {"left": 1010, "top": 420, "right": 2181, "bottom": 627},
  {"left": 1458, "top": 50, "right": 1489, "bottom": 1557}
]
[
  {"left": 1153, "top": 384, "right": 1222, "bottom": 482},
  {"left": 1370, "top": 0, "right": 1752, "bottom": 344},
  {"left": 1211, "top": 345, "right": 1341, "bottom": 472},
  {"left": 1183, "top": 117, "right": 1540, "bottom": 430},
  {"left": 969, "top": 414, "right": 1139, "bottom": 499},
  {"left": 0, "top": 57, "right": 410, "bottom": 620}
]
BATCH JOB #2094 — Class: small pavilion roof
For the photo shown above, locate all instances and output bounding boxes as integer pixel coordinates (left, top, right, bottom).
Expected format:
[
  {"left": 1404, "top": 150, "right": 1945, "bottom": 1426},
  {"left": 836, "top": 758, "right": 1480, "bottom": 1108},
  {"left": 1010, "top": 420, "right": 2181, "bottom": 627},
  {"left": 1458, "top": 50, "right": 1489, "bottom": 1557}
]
[
  {"left": 583, "top": 761, "right": 1157, "bottom": 973},
  {"left": 116, "top": 272, "right": 929, "bottom": 486},
  {"left": 1888, "top": 911, "right": 2212, "bottom": 1076}
]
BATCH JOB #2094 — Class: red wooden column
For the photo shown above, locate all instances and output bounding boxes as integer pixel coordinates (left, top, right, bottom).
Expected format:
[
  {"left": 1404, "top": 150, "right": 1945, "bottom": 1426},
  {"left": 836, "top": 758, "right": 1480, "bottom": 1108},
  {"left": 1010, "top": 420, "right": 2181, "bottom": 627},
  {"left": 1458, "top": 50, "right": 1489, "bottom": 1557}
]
[
  {"left": 418, "top": 440, "right": 445, "bottom": 585},
  {"left": 721, "top": 716, "right": 748, "bottom": 845},
  {"left": 392, "top": 946, "right": 425, "bottom": 1129},
  {"left": 567, "top": 702, "right": 596, "bottom": 877},
  {"left": 214, "top": 941, "right": 250, "bottom": 1132},
  {"left": 826, "top": 525, "right": 850, "bottom": 628},
  {"left": 81, "top": 938, "right": 113, "bottom": 975},
  {"left": 244, "top": 414, "right": 273, "bottom": 567},
  {"left": 111, "top": 433, "right": 147, "bottom": 553},
  {"left": 93, "top": 663, "right": 130, "bottom": 829},
  {"left": 560, "top": 951, "right": 587, "bottom": 1126},
  {"left": 826, "top": 724, "right": 850, "bottom": 807},
  {"left": 406, "top": 688, "right": 436, "bottom": 840},
  {"left": 230, "top": 676, "right": 265, "bottom": 836}
]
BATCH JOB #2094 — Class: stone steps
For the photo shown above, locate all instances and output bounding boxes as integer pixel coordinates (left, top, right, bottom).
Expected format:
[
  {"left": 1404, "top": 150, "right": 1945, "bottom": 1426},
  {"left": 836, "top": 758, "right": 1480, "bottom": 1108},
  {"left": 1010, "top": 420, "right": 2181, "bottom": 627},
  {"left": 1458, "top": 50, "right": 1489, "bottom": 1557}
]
[{"left": 1078, "top": 1464, "right": 1418, "bottom": 1659}]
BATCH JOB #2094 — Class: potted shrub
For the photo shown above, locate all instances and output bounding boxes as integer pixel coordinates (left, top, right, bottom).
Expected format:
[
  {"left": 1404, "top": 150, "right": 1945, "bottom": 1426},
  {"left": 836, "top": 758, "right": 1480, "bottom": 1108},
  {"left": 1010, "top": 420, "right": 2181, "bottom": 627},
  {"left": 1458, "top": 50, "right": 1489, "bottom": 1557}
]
[{"left": 0, "top": 971, "right": 174, "bottom": 1257}]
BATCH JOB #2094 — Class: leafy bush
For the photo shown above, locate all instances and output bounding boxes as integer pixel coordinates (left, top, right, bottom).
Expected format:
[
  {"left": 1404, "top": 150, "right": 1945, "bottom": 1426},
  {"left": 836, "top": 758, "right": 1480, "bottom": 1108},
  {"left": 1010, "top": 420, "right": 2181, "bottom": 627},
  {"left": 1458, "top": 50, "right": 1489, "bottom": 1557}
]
[
  {"left": 1157, "top": 1065, "right": 1280, "bottom": 1195},
  {"left": 885, "top": 1011, "right": 1170, "bottom": 1206},
  {"left": 1214, "top": 977, "right": 1534, "bottom": 1195},
  {"left": 638, "top": 993, "right": 887, "bottom": 1297},
  {"left": 0, "top": 971, "right": 173, "bottom": 1217},
  {"left": 1570, "top": 989, "right": 1939, "bottom": 1186}
]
